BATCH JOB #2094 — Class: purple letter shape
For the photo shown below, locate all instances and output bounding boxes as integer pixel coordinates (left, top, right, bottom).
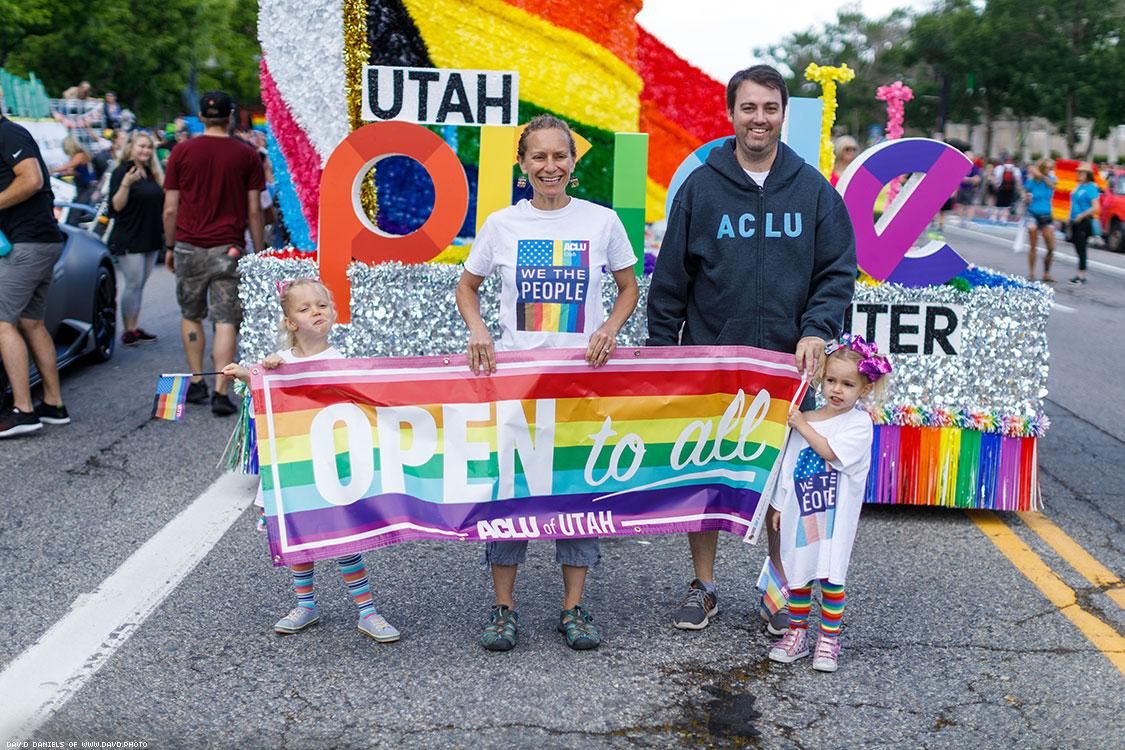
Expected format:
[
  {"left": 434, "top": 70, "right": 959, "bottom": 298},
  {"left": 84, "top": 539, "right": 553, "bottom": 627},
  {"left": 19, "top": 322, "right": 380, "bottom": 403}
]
[{"left": 837, "top": 138, "right": 971, "bottom": 287}]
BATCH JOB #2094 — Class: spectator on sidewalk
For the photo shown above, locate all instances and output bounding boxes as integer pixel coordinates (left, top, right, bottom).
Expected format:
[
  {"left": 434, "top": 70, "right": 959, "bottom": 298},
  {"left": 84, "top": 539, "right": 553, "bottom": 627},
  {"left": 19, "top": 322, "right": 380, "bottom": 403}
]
[
  {"left": 830, "top": 135, "right": 859, "bottom": 188},
  {"left": 1067, "top": 163, "right": 1100, "bottom": 286},
  {"left": 109, "top": 131, "right": 165, "bottom": 345},
  {"left": 991, "top": 155, "right": 1022, "bottom": 223},
  {"left": 0, "top": 108, "right": 70, "bottom": 437},
  {"left": 162, "top": 91, "right": 265, "bottom": 416}
]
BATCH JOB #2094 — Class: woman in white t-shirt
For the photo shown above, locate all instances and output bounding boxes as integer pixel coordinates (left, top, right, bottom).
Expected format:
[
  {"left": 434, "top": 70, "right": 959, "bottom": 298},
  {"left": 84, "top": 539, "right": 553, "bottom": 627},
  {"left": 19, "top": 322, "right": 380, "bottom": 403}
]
[{"left": 456, "top": 114, "right": 639, "bottom": 652}]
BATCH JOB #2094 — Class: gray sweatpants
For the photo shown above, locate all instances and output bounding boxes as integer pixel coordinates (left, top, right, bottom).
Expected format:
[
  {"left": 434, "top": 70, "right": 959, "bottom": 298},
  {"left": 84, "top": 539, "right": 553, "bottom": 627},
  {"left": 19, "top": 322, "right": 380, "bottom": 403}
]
[{"left": 117, "top": 251, "right": 158, "bottom": 319}]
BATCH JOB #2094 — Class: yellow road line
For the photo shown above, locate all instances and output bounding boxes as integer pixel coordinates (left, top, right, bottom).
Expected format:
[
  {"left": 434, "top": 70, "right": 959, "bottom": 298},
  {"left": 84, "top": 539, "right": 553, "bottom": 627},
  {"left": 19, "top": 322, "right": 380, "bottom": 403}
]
[
  {"left": 1019, "top": 511, "right": 1125, "bottom": 609},
  {"left": 967, "top": 511, "right": 1125, "bottom": 675}
]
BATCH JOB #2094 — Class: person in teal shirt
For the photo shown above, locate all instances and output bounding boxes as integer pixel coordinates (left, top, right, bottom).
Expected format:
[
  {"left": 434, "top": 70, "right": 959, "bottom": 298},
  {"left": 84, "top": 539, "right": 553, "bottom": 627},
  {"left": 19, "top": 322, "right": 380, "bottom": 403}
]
[
  {"left": 1068, "top": 164, "right": 1101, "bottom": 285},
  {"left": 1023, "top": 159, "right": 1057, "bottom": 282}
]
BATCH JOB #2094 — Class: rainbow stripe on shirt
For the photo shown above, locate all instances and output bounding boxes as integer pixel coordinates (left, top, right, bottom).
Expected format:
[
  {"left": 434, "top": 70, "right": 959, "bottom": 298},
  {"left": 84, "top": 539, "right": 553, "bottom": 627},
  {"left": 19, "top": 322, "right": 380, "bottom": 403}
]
[{"left": 515, "top": 239, "right": 590, "bottom": 333}]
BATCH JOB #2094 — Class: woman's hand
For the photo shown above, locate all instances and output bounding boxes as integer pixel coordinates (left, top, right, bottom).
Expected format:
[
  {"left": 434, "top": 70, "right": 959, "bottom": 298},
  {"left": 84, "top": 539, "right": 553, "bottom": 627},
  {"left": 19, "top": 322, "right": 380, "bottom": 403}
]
[
  {"left": 122, "top": 164, "right": 142, "bottom": 187},
  {"left": 262, "top": 354, "right": 284, "bottom": 370},
  {"left": 467, "top": 329, "right": 496, "bottom": 375},
  {"left": 585, "top": 323, "right": 618, "bottom": 368}
]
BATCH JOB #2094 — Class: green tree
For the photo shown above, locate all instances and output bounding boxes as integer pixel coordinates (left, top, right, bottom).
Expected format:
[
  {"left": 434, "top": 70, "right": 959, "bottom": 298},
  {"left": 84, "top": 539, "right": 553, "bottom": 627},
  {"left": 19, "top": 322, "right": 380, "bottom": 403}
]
[
  {"left": 3, "top": 0, "right": 261, "bottom": 125},
  {"left": 754, "top": 7, "right": 920, "bottom": 141}
]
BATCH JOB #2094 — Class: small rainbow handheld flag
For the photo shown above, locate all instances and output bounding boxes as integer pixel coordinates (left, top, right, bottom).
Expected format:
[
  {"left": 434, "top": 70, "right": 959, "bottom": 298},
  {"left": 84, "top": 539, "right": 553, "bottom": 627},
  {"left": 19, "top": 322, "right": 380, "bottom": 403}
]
[
  {"left": 152, "top": 374, "right": 190, "bottom": 421},
  {"left": 760, "top": 558, "right": 789, "bottom": 617}
]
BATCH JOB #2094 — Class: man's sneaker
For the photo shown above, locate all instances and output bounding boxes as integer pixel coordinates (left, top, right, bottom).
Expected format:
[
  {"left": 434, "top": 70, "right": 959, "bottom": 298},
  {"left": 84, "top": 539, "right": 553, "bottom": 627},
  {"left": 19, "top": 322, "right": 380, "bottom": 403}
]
[
  {"left": 0, "top": 407, "right": 42, "bottom": 438},
  {"left": 34, "top": 402, "right": 70, "bottom": 425},
  {"left": 121, "top": 330, "right": 139, "bottom": 346},
  {"left": 1068, "top": 276, "right": 1087, "bottom": 286},
  {"left": 768, "top": 628, "right": 810, "bottom": 664},
  {"left": 558, "top": 605, "right": 601, "bottom": 650},
  {"left": 812, "top": 634, "right": 841, "bottom": 672},
  {"left": 186, "top": 379, "right": 209, "bottom": 404},
  {"left": 211, "top": 391, "right": 238, "bottom": 416},
  {"left": 671, "top": 578, "right": 718, "bottom": 630},
  {"left": 132, "top": 328, "right": 157, "bottom": 343},
  {"left": 358, "top": 612, "right": 400, "bottom": 643},
  {"left": 759, "top": 598, "right": 789, "bottom": 636},
  {"left": 481, "top": 605, "right": 518, "bottom": 651},
  {"left": 273, "top": 606, "right": 320, "bottom": 634}
]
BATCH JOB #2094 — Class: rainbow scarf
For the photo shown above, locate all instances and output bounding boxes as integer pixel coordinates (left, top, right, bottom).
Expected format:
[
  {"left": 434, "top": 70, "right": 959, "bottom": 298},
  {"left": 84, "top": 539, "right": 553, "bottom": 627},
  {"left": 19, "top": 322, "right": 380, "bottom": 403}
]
[{"left": 252, "top": 346, "right": 807, "bottom": 565}]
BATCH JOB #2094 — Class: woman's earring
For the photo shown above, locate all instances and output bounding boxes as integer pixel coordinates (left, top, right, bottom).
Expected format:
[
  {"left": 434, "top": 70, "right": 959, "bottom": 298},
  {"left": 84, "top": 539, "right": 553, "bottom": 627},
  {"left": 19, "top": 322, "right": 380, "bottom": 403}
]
[
  {"left": 569, "top": 176, "right": 580, "bottom": 188},
  {"left": 516, "top": 174, "right": 528, "bottom": 188}
]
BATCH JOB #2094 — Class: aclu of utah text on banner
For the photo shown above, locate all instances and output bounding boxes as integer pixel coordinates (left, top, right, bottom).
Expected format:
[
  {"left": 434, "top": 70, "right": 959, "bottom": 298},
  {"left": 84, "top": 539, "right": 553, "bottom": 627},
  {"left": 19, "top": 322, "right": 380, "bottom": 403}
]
[{"left": 252, "top": 346, "right": 808, "bottom": 566}]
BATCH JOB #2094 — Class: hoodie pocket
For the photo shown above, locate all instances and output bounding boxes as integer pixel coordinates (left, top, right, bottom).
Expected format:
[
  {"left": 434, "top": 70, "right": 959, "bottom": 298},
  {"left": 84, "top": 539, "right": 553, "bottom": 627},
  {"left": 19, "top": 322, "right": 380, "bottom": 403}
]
[
  {"left": 758, "top": 312, "right": 800, "bottom": 355},
  {"left": 715, "top": 317, "right": 754, "bottom": 346}
]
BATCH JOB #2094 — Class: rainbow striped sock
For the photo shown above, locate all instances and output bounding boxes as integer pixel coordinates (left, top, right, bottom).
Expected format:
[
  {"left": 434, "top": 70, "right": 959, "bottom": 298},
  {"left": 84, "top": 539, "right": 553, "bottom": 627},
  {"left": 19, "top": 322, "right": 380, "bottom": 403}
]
[
  {"left": 819, "top": 580, "right": 846, "bottom": 638},
  {"left": 290, "top": 563, "right": 316, "bottom": 610},
  {"left": 336, "top": 553, "right": 376, "bottom": 618},
  {"left": 788, "top": 585, "right": 813, "bottom": 629}
]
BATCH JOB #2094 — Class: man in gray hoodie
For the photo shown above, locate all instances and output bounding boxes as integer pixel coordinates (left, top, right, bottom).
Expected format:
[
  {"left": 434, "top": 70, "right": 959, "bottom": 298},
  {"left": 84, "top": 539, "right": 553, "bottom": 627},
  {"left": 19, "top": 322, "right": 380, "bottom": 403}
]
[{"left": 647, "top": 64, "right": 856, "bottom": 630}]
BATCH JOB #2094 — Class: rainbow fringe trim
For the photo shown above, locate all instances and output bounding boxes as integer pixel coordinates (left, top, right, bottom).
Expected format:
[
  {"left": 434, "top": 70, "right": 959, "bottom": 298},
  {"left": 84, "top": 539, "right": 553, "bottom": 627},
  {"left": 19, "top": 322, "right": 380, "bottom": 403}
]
[{"left": 865, "top": 425, "right": 1040, "bottom": 511}]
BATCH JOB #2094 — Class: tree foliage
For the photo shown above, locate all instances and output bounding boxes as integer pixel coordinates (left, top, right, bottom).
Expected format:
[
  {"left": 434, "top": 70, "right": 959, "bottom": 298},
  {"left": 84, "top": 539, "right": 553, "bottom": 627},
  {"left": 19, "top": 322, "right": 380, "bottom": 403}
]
[
  {"left": 1, "top": 0, "right": 261, "bottom": 125},
  {"left": 756, "top": 0, "right": 1124, "bottom": 148}
]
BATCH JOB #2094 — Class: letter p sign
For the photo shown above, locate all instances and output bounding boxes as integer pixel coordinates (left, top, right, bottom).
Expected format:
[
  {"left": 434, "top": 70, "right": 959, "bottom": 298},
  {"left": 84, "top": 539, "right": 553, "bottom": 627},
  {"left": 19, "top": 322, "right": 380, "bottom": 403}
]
[{"left": 837, "top": 138, "right": 970, "bottom": 287}]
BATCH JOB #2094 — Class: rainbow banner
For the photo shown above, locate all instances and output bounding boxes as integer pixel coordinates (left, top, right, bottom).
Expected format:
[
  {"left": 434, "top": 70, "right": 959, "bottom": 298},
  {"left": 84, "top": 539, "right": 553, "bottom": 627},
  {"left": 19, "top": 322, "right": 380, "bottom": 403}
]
[{"left": 252, "top": 346, "right": 808, "bottom": 566}]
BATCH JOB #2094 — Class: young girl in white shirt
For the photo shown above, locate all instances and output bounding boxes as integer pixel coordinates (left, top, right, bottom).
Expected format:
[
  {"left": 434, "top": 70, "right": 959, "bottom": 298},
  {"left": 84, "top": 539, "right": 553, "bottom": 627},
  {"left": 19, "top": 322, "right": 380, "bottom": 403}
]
[
  {"left": 222, "top": 278, "right": 400, "bottom": 643},
  {"left": 766, "top": 334, "right": 891, "bottom": 672}
]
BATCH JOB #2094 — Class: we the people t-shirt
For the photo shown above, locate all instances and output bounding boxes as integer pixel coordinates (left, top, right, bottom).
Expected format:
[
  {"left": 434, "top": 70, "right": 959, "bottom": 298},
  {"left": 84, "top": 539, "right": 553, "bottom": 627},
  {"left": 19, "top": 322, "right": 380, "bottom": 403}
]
[{"left": 465, "top": 198, "right": 636, "bottom": 351}]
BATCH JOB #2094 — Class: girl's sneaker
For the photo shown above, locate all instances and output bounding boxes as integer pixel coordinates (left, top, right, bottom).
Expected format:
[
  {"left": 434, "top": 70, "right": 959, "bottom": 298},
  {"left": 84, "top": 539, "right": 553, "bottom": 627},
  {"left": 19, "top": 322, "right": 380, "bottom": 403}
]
[
  {"left": 812, "top": 634, "right": 842, "bottom": 672},
  {"left": 358, "top": 612, "right": 400, "bottom": 643},
  {"left": 768, "top": 628, "right": 809, "bottom": 663},
  {"left": 274, "top": 606, "right": 320, "bottom": 634}
]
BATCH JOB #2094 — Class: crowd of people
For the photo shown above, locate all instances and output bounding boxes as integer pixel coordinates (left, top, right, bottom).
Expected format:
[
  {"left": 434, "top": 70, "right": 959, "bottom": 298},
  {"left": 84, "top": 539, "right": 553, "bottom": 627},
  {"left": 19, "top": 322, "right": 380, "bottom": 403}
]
[{"left": 829, "top": 130, "right": 1114, "bottom": 286}]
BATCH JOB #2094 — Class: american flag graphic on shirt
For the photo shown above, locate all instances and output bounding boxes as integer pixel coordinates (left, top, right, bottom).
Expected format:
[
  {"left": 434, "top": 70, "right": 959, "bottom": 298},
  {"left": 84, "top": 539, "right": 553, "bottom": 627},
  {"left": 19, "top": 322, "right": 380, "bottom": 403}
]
[
  {"left": 515, "top": 239, "right": 590, "bottom": 333},
  {"left": 793, "top": 446, "right": 838, "bottom": 548}
]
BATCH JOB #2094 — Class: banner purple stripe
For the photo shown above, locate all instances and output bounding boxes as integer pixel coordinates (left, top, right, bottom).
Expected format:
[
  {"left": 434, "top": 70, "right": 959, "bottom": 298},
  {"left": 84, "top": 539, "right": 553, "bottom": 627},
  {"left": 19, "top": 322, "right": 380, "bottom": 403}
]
[{"left": 266, "top": 484, "right": 762, "bottom": 564}]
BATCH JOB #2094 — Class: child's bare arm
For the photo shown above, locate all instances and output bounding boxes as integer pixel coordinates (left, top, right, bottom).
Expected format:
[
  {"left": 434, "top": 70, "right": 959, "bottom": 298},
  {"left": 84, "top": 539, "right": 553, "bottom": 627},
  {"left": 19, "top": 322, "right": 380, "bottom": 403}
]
[
  {"left": 220, "top": 362, "right": 251, "bottom": 384},
  {"left": 787, "top": 407, "right": 839, "bottom": 462}
]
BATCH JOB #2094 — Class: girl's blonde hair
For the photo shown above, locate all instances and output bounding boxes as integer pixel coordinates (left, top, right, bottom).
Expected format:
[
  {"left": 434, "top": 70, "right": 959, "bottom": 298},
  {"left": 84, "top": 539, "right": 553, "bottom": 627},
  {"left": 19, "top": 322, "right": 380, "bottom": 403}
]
[
  {"left": 122, "top": 131, "right": 164, "bottom": 186},
  {"left": 277, "top": 278, "right": 335, "bottom": 349},
  {"left": 813, "top": 347, "right": 891, "bottom": 406},
  {"left": 62, "top": 136, "right": 89, "bottom": 158}
]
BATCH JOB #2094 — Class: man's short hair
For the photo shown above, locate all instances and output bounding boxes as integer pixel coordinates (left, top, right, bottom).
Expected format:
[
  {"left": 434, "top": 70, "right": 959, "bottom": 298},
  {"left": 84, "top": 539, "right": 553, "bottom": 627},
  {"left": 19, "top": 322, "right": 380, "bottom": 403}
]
[{"left": 726, "top": 65, "right": 789, "bottom": 113}]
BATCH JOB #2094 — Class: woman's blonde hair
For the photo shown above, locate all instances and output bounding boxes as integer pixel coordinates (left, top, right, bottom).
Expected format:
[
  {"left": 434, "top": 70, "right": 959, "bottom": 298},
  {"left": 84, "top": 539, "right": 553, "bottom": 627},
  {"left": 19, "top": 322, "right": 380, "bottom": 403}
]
[
  {"left": 62, "top": 136, "right": 89, "bottom": 158},
  {"left": 813, "top": 347, "right": 891, "bottom": 406},
  {"left": 277, "top": 278, "right": 335, "bottom": 349},
  {"left": 834, "top": 135, "right": 859, "bottom": 159},
  {"left": 122, "top": 131, "right": 164, "bottom": 186}
]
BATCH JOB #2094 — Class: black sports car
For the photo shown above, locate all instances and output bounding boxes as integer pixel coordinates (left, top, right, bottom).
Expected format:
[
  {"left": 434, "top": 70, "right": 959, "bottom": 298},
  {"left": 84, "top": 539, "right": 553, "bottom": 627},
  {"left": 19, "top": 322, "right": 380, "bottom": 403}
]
[{"left": 0, "top": 220, "right": 117, "bottom": 398}]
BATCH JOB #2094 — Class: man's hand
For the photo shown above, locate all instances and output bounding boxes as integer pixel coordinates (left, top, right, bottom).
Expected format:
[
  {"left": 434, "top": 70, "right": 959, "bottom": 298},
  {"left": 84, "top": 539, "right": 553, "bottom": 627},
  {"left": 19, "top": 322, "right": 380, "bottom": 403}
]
[
  {"left": 794, "top": 336, "right": 825, "bottom": 377},
  {"left": 164, "top": 249, "right": 175, "bottom": 272}
]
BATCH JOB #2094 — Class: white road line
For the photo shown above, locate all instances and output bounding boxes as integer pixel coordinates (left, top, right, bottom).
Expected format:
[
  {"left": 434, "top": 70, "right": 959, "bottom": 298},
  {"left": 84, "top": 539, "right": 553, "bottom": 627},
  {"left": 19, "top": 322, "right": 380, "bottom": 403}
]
[
  {"left": 1052, "top": 302, "right": 1077, "bottom": 313},
  {"left": 946, "top": 224, "right": 1125, "bottom": 278},
  {"left": 0, "top": 472, "right": 258, "bottom": 743}
]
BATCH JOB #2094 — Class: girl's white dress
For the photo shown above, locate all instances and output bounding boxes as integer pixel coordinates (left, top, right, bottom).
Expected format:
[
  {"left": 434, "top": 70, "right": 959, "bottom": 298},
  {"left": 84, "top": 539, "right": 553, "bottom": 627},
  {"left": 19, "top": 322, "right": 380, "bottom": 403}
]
[{"left": 768, "top": 407, "right": 873, "bottom": 588}]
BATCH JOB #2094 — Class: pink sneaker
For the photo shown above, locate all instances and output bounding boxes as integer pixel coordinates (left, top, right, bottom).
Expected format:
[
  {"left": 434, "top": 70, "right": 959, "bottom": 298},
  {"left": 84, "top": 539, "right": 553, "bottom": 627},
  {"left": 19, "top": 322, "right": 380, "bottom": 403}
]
[
  {"left": 768, "top": 628, "right": 809, "bottom": 663},
  {"left": 812, "top": 634, "right": 841, "bottom": 672}
]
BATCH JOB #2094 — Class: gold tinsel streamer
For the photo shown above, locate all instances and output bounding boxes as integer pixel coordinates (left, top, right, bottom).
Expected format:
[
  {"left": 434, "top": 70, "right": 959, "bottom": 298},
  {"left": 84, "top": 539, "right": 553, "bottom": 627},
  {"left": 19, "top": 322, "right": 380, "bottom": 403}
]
[
  {"left": 804, "top": 63, "right": 855, "bottom": 178},
  {"left": 343, "top": 0, "right": 379, "bottom": 223}
]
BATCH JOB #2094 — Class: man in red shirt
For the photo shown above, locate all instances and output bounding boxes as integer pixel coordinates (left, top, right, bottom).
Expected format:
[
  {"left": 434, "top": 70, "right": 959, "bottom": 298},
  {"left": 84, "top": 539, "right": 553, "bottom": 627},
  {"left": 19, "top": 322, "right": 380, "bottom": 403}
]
[{"left": 163, "top": 92, "right": 265, "bottom": 415}]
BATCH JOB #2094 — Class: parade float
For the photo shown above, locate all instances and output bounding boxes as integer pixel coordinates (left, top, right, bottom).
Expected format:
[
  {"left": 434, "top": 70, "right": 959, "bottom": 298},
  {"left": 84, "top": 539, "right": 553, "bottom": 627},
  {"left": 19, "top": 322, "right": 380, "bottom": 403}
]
[{"left": 244, "top": 0, "right": 1049, "bottom": 527}]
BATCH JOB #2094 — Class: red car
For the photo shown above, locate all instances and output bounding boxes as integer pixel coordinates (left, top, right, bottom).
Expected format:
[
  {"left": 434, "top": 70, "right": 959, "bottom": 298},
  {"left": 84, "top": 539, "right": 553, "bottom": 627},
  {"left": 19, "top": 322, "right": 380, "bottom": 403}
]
[{"left": 1100, "top": 170, "right": 1125, "bottom": 253}]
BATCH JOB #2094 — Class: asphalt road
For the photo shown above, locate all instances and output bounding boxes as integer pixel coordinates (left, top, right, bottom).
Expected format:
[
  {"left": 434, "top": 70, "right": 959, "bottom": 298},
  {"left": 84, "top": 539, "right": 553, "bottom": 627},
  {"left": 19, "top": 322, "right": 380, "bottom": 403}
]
[{"left": 1, "top": 226, "right": 1122, "bottom": 749}]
